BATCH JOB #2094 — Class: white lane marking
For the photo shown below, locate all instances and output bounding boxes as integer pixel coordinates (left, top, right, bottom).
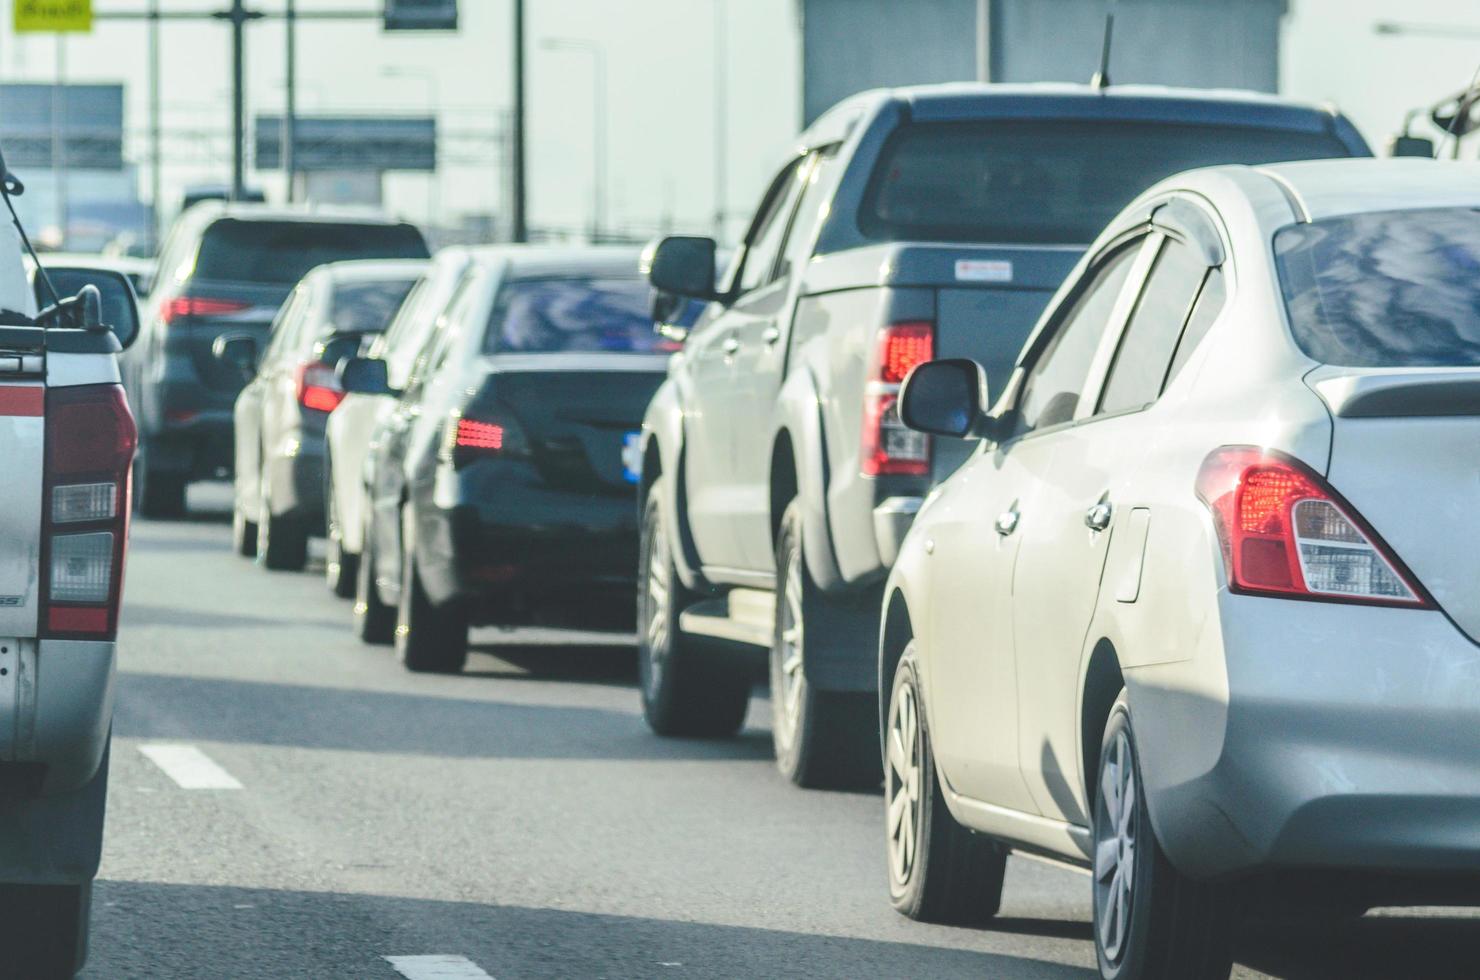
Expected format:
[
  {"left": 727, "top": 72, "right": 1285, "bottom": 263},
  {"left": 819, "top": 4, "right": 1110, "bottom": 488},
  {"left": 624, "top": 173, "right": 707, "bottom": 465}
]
[
  {"left": 385, "top": 955, "right": 494, "bottom": 979},
  {"left": 138, "top": 743, "right": 243, "bottom": 789}
]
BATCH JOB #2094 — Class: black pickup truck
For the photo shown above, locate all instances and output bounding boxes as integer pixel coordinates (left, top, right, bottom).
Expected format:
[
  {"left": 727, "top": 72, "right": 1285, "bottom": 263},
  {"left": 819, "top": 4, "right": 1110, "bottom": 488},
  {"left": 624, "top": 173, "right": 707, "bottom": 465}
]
[{"left": 635, "top": 83, "right": 1371, "bottom": 790}]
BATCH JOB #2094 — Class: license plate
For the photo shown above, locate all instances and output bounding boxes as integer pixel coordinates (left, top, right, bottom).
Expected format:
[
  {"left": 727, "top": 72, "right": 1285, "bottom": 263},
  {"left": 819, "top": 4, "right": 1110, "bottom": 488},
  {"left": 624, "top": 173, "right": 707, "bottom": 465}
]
[{"left": 622, "top": 431, "right": 642, "bottom": 484}]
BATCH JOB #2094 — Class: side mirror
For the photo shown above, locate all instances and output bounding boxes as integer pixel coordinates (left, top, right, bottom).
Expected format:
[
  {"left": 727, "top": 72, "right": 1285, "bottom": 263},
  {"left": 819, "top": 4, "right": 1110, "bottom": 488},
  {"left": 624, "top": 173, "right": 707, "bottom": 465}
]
[
  {"left": 34, "top": 267, "right": 142, "bottom": 350},
  {"left": 212, "top": 332, "right": 259, "bottom": 381},
  {"left": 338, "top": 356, "right": 394, "bottom": 397},
  {"left": 641, "top": 235, "right": 718, "bottom": 301},
  {"left": 899, "top": 359, "right": 991, "bottom": 439},
  {"left": 315, "top": 331, "right": 367, "bottom": 371},
  {"left": 1388, "top": 134, "right": 1435, "bottom": 158}
]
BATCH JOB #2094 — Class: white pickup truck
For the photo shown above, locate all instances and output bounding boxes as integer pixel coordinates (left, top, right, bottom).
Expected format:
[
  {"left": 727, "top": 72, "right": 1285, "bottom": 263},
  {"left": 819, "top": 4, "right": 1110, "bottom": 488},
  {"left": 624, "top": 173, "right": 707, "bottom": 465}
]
[{"left": 0, "top": 162, "right": 141, "bottom": 975}]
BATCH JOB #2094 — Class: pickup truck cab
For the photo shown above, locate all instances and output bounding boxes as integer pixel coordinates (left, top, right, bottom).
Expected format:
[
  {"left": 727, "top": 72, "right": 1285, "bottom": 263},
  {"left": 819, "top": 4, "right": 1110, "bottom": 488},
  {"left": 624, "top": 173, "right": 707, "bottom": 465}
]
[
  {"left": 637, "top": 82, "right": 1371, "bottom": 789},
  {"left": 0, "top": 216, "right": 141, "bottom": 973}
]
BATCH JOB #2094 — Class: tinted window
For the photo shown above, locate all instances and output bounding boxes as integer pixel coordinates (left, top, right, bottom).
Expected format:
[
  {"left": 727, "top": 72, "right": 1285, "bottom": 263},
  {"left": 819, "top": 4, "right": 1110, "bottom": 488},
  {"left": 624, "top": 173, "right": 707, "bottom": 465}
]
[
  {"left": 861, "top": 120, "right": 1352, "bottom": 245},
  {"left": 1165, "top": 268, "right": 1226, "bottom": 387},
  {"left": 1275, "top": 208, "right": 1480, "bottom": 367},
  {"left": 778, "top": 148, "right": 840, "bottom": 279},
  {"left": 1099, "top": 238, "right": 1208, "bottom": 415},
  {"left": 738, "top": 160, "right": 807, "bottom": 293},
  {"left": 194, "top": 220, "right": 429, "bottom": 285},
  {"left": 329, "top": 278, "right": 418, "bottom": 335},
  {"left": 1013, "top": 244, "right": 1138, "bottom": 437},
  {"left": 483, "top": 278, "right": 662, "bottom": 354}
]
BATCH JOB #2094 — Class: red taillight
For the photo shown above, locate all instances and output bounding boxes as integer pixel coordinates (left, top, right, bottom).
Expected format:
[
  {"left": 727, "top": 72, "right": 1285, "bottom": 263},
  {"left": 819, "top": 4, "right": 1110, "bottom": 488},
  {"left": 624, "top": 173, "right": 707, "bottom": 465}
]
[
  {"left": 439, "top": 411, "right": 526, "bottom": 468},
  {"left": 296, "top": 361, "right": 344, "bottom": 413},
  {"left": 456, "top": 419, "right": 504, "bottom": 451},
  {"left": 160, "top": 296, "right": 251, "bottom": 324},
  {"left": 42, "top": 384, "right": 137, "bottom": 640},
  {"left": 1195, "top": 446, "right": 1430, "bottom": 608},
  {"left": 862, "top": 321, "right": 934, "bottom": 477}
]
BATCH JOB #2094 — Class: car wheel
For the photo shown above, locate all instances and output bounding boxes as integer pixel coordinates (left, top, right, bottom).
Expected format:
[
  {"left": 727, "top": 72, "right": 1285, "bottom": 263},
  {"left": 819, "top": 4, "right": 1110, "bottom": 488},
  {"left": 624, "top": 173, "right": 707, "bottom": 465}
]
[
  {"left": 256, "top": 470, "right": 308, "bottom": 572},
  {"left": 324, "top": 462, "right": 358, "bottom": 598},
  {"left": 886, "top": 646, "right": 1007, "bottom": 925},
  {"left": 231, "top": 506, "right": 258, "bottom": 558},
  {"left": 133, "top": 440, "right": 186, "bottom": 518},
  {"left": 771, "top": 499, "right": 879, "bottom": 789},
  {"left": 396, "top": 507, "right": 468, "bottom": 674},
  {"left": 1093, "top": 693, "right": 1235, "bottom": 980},
  {"left": 0, "top": 879, "right": 92, "bottom": 977},
  {"left": 353, "top": 509, "right": 396, "bottom": 645},
  {"left": 637, "top": 477, "right": 750, "bottom": 737}
]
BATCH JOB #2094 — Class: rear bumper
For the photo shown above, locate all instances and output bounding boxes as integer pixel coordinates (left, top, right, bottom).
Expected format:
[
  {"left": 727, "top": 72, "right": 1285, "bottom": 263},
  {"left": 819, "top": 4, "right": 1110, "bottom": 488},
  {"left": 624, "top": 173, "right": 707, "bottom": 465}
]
[
  {"left": 147, "top": 409, "right": 235, "bottom": 479},
  {"left": 1137, "top": 594, "right": 1480, "bottom": 882}
]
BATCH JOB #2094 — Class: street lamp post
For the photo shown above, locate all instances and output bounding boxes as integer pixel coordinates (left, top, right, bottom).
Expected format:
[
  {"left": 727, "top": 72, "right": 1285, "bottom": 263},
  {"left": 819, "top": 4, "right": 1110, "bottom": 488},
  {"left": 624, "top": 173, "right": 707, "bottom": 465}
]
[{"left": 541, "top": 37, "right": 607, "bottom": 242}]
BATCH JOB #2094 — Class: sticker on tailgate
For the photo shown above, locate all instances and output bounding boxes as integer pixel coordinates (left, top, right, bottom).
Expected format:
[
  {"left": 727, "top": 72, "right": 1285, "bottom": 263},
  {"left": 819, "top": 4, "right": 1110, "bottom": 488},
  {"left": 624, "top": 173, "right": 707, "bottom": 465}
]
[{"left": 955, "top": 259, "right": 1013, "bottom": 283}]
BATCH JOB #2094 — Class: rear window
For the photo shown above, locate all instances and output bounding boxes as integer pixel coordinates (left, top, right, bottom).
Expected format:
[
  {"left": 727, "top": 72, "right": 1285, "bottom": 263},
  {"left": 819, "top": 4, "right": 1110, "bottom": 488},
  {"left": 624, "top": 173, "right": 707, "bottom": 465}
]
[
  {"left": 483, "top": 277, "right": 668, "bottom": 354},
  {"left": 860, "top": 119, "right": 1352, "bottom": 245},
  {"left": 1275, "top": 207, "right": 1480, "bottom": 368},
  {"left": 329, "top": 278, "right": 418, "bottom": 335},
  {"left": 194, "top": 220, "right": 429, "bottom": 285}
]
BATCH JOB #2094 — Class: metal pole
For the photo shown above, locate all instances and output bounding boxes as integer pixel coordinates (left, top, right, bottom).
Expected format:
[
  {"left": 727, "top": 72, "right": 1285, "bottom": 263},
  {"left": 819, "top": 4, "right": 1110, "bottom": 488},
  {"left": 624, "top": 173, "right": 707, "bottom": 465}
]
[
  {"left": 284, "top": 0, "right": 297, "bottom": 202},
  {"left": 511, "top": 0, "right": 528, "bottom": 243},
  {"left": 230, "top": 0, "right": 247, "bottom": 200},
  {"left": 712, "top": 0, "right": 727, "bottom": 238},
  {"left": 593, "top": 46, "right": 606, "bottom": 242},
  {"left": 976, "top": 0, "right": 991, "bottom": 82},
  {"left": 149, "top": 0, "right": 163, "bottom": 249}
]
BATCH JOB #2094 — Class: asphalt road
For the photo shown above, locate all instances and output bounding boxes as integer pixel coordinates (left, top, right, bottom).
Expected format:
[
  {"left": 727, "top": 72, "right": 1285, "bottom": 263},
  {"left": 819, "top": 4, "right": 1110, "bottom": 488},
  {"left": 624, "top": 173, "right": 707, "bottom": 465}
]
[{"left": 82, "top": 485, "right": 1480, "bottom": 979}]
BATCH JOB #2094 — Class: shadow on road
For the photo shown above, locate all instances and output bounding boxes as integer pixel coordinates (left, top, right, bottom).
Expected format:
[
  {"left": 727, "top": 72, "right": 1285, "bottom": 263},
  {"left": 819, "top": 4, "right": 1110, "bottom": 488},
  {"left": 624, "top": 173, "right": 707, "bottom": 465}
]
[
  {"left": 84, "top": 880, "right": 1095, "bottom": 979},
  {"left": 1237, "top": 913, "right": 1480, "bottom": 979},
  {"left": 120, "top": 602, "right": 347, "bottom": 634},
  {"left": 465, "top": 642, "right": 639, "bottom": 687}
]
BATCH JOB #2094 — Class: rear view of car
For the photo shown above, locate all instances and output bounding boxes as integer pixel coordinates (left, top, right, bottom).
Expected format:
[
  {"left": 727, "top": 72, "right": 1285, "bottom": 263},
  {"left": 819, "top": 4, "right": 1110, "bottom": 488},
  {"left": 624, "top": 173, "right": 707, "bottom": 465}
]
[
  {"left": 124, "top": 205, "right": 428, "bottom": 517},
  {"left": 349, "top": 248, "right": 674, "bottom": 672}
]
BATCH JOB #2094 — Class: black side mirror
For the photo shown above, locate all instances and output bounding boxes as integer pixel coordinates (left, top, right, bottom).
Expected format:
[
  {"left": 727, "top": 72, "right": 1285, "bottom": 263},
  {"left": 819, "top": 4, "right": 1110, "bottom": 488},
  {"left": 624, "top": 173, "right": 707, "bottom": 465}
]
[
  {"left": 34, "top": 267, "right": 142, "bottom": 350},
  {"left": 1388, "top": 134, "right": 1436, "bottom": 158},
  {"left": 641, "top": 235, "right": 718, "bottom": 301},
  {"left": 899, "top": 359, "right": 992, "bottom": 439},
  {"left": 339, "top": 356, "right": 394, "bottom": 396},
  {"left": 212, "top": 332, "right": 259, "bottom": 381},
  {"left": 315, "top": 331, "right": 367, "bottom": 371}
]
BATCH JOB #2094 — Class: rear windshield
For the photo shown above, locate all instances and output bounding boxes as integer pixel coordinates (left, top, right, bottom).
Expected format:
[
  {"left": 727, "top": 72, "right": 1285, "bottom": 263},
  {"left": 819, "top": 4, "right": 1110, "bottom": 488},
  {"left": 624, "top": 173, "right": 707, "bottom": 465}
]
[
  {"left": 860, "top": 120, "right": 1353, "bottom": 245},
  {"left": 1275, "top": 207, "right": 1480, "bottom": 368},
  {"left": 483, "top": 277, "right": 667, "bottom": 354},
  {"left": 329, "top": 277, "right": 418, "bottom": 335},
  {"left": 194, "top": 219, "right": 429, "bottom": 285}
]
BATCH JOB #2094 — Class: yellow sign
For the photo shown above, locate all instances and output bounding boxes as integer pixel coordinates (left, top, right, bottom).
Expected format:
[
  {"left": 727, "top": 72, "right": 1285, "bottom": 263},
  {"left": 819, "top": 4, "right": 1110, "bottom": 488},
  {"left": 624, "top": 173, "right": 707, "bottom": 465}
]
[{"left": 14, "top": 0, "right": 93, "bottom": 33}]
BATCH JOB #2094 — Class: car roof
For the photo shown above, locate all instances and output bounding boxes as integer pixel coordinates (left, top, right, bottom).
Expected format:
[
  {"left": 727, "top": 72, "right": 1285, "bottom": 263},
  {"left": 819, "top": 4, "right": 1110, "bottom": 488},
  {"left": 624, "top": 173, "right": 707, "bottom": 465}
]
[
  {"left": 1249, "top": 158, "right": 1480, "bottom": 222},
  {"left": 184, "top": 201, "right": 416, "bottom": 226},
  {"left": 464, "top": 245, "right": 644, "bottom": 280},
  {"left": 309, "top": 258, "right": 430, "bottom": 284}
]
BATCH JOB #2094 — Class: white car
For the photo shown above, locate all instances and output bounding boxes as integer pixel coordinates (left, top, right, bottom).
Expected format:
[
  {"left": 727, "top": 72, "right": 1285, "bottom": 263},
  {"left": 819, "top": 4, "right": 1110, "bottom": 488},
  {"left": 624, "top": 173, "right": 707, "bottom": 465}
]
[
  {"left": 323, "top": 247, "right": 471, "bottom": 598},
  {"left": 881, "top": 158, "right": 1480, "bottom": 979}
]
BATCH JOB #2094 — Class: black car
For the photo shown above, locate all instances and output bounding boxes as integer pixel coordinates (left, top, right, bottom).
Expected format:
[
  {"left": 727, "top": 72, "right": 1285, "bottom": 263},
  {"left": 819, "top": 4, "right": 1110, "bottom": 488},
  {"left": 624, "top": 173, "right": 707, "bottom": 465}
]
[
  {"left": 342, "top": 247, "right": 678, "bottom": 673},
  {"left": 123, "top": 204, "right": 429, "bottom": 517}
]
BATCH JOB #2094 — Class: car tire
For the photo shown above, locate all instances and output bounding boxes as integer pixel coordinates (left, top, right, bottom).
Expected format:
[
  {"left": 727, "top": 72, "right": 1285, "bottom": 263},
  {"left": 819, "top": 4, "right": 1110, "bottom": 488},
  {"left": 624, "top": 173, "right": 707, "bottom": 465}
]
[
  {"left": 353, "top": 510, "right": 395, "bottom": 645},
  {"left": 637, "top": 477, "right": 750, "bottom": 737},
  {"left": 396, "top": 507, "right": 469, "bottom": 674},
  {"left": 886, "top": 646, "right": 1007, "bottom": 926},
  {"left": 256, "top": 471, "right": 308, "bottom": 572},
  {"left": 133, "top": 440, "right": 186, "bottom": 519},
  {"left": 771, "top": 499, "right": 880, "bottom": 790},
  {"left": 324, "top": 462, "right": 358, "bottom": 598},
  {"left": 0, "top": 879, "right": 92, "bottom": 977},
  {"left": 231, "top": 507, "right": 258, "bottom": 558},
  {"left": 1093, "top": 692, "right": 1235, "bottom": 980}
]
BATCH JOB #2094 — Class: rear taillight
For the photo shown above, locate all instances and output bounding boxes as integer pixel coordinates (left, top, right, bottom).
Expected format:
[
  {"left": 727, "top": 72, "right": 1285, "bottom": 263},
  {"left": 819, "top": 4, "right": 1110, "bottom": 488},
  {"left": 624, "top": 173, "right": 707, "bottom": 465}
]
[
  {"left": 439, "top": 410, "right": 528, "bottom": 469},
  {"left": 862, "top": 321, "right": 934, "bottom": 477},
  {"left": 1195, "top": 446, "right": 1430, "bottom": 608},
  {"left": 159, "top": 296, "right": 251, "bottom": 325},
  {"left": 42, "top": 384, "right": 137, "bottom": 639},
  {"left": 296, "top": 361, "right": 344, "bottom": 413}
]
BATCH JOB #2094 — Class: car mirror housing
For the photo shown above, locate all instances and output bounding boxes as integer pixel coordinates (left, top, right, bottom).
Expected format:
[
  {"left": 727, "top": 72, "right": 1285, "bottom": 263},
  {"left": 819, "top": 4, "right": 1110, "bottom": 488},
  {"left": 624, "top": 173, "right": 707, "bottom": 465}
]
[
  {"left": 211, "top": 332, "right": 259, "bottom": 381},
  {"left": 899, "top": 358, "right": 992, "bottom": 440},
  {"left": 642, "top": 235, "right": 718, "bottom": 302},
  {"left": 338, "top": 355, "right": 395, "bottom": 397},
  {"left": 34, "top": 267, "right": 141, "bottom": 350}
]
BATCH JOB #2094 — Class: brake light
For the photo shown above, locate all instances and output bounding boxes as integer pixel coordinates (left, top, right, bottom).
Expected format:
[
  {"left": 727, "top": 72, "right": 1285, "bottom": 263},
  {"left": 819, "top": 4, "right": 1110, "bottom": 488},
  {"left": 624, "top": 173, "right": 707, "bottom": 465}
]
[
  {"left": 160, "top": 296, "right": 251, "bottom": 324},
  {"left": 439, "top": 410, "right": 527, "bottom": 468},
  {"left": 296, "top": 361, "right": 344, "bottom": 413},
  {"left": 862, "top": 321, "right": 934, "bottom": 476},
  {"left": 1195, "top": 446, "right": 1430, "bottom": 608},
  {"left": 41, "top": 384, "right": 137, "bottom": 639}
]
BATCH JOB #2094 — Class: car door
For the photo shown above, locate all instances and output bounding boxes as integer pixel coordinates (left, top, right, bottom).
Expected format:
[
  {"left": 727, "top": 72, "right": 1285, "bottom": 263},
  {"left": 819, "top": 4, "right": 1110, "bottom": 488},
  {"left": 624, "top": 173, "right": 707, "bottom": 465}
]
[
  {"left": 234, "top": 283, "right": 308, "bottom": 514},
  {"left": 682, "top": 156, "right": 809, "bottom": 573},
  {"left": 927, "top": 240, "right": 1144, "bottom": 812},
  {"left": 1011, "top": 228, "right": 1218, "bottom": 823}
]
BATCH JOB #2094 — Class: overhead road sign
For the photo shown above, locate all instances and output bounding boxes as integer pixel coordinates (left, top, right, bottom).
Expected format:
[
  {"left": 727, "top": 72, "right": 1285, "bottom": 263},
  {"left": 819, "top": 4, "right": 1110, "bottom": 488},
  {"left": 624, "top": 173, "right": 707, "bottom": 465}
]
[
  {"left": 385, "top": 0, "right": 457, "bottom": 31},
  {"left": 256, "top": 116, "right": 437, "bottom": 172},
  {"left": 14, "top": 0, "right": 93, "bottom": 32}
]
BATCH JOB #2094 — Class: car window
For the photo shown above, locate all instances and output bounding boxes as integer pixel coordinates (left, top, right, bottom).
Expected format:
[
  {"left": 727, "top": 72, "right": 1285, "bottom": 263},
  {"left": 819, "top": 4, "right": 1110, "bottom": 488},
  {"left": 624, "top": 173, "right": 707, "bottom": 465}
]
[
  {"left": 1164, "top": 267, "right": 1227, "bottom": 388},
  {"left": 737, "top": 159, "right": 808, "bottom": 294},
  {"left": 776, "top": 148, "right": 839, "bottom": 280},
  {"left": 484, "top": 277, "right": 666, "bottom": 354},
  {"left": 262, "top": 285, "right": 309, "bottom": 365},
  {"left": 1097, "top": 237, "right": 1208, "bottom": 415},
  {"left": 328, "top": 277, "right": 418, "bottom": 336},
  {"left": 1275, "top": 207, "right": 1480, "bottom": 367},
  {"left": 1011, "top": 243, "right": 1139, "bottom": 438},
  {"left": 369, "top": 277, "right": 428, "bottom": 358},
  {"left": 403, "top": 274, "right": 475, "bottom": 397},
  {"left": 193, "top": 220, "right": 429, "bottom": 285}
]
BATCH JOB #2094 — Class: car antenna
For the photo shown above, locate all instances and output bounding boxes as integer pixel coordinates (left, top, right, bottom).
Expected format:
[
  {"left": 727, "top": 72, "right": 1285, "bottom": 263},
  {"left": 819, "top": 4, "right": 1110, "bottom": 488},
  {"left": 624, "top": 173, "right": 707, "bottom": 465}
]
[
  {"left": 1091, "top": 8, "right": 1115, "bottom": 91},
  {"left": 0, "top": 140, "right": 63, "bottom": 312}
]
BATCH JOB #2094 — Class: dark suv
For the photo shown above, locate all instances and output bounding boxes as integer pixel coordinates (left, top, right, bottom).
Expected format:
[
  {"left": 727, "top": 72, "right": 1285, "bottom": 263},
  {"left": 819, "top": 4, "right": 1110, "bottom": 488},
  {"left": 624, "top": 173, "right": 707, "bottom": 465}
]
[{"left": 123, "top": 204, "right": 428, "bottom": 516}]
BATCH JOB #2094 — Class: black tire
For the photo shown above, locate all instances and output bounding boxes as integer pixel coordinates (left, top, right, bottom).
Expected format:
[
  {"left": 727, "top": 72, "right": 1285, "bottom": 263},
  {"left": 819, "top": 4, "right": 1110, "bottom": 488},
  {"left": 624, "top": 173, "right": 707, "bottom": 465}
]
[
  {"left": 353, "top": 510, "right": 396, "bottom": 645},
  {"left": 324, "top": 462, "right": 358, "bottom": 598},
  {"left": 771, "top": 499, "right": 880, "bottom": 790},
  {"left": 256, "top": 471, "right": 309, "bottom": 572},
  {"left": 231, "top": 507, "right": 258, "bottom": 558},
  {"left": 396, "top": 507, "right": 469, "bottom": 674},
  {"left": 1093, "top": 692, "right": 1235, "bottom": 980},
  {"left": 0, "top": 879, "right": 92, "bottom": 978},
  {"left": 637, "top": 477, "right": 750, "bottom": 736},
  {"left": 133, "top": 440, "right": 186, "bottom": 519},
  {"left": 886, "top": 647, "right": 1007, "bottom": 925}
]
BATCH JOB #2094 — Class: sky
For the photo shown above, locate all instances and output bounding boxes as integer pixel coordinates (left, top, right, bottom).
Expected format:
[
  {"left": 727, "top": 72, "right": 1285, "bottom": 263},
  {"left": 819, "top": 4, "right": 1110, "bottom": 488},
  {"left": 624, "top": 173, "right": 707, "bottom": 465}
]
[{"left": 0, "top": 0, "right": 1475, "bottom": 245}]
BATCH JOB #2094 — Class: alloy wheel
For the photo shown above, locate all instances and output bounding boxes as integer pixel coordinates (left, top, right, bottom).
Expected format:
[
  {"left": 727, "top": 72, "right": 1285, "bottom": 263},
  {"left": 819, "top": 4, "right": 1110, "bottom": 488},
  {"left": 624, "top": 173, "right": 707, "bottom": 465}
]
[
  {"left": 886, "top": 675, "right": 922, "bottom": 888},
  {"left": 641, "top": 511, "right": 670, "bottom": 699},
  {"left": 1094, "top": 728, "right": 1138, "bottom": 964},
  {"left": 773, "top": 543, "right": 805, "bottom": 752}
]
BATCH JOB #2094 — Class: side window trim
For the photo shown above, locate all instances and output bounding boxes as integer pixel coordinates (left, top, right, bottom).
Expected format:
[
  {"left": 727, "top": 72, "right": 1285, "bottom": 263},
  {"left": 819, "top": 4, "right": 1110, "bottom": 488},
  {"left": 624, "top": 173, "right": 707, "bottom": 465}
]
[
  {"left": 1070, "top": 235, "right": 1164, "bottom": 424},
  {"left": 729, "top": 154, "right": 811, "bottom": 298}
]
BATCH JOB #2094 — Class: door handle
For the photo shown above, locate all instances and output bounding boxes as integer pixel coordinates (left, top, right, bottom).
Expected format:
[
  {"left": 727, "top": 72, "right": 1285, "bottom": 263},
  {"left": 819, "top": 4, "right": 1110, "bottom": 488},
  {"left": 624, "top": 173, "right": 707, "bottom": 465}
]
[
  {"left": 722, "top": 335, "right": 740, "bottom": 356},
  {"left": 995, "top": 508, "right": 1019, "bottom": 536},
  {"left": 762, "top": 325, "right": 781, "bottom": 346},
  {"left": 1085, "top": 501, "right": 1112, "bottom": 532}
]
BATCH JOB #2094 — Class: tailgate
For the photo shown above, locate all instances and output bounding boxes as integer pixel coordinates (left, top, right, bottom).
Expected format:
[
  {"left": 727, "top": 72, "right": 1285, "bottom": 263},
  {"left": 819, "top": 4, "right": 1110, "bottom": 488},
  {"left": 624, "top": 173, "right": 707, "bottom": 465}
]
[
  {"left": 0, "top": 369, "right": 44, "bottom": 638},
  {"left": 177, "top": 279, "right": 290, "bottom": 402}
]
